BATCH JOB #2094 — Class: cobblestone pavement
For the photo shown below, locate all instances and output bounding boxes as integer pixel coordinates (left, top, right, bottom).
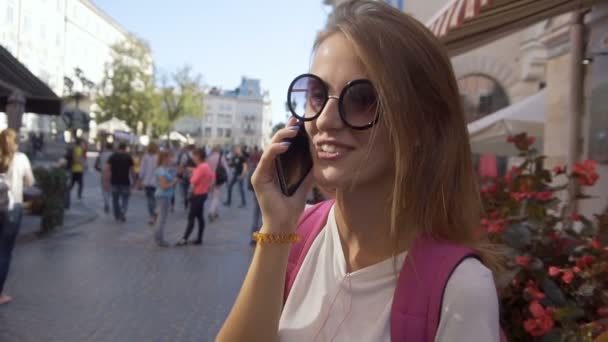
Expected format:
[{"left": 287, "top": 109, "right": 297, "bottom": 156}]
[{"left": 0, "top": 172, "right": 258, "bottom": 342}]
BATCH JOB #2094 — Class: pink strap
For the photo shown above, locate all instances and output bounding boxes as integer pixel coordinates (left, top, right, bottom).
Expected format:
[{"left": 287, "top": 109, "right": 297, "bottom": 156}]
[{"left": 284, "top": 200, "right": 335, "bottom": 303}]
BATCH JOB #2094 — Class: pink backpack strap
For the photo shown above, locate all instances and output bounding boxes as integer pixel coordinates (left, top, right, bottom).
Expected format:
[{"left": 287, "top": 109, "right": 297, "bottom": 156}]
[
  {"left": 390, "top": 235, "right": 480, "bottom": 342},
  {"left": 284, "top": 200, "right": 335, "bottom": 303}
]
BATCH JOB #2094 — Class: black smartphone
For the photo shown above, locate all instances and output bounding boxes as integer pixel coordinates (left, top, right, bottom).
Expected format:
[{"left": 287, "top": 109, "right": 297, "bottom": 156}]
[{"left": 275, "top": 121, "right": 313, "bottom": 196}]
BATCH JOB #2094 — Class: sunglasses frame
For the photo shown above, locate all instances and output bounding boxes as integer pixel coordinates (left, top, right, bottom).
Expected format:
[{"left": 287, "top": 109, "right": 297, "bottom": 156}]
[{"left": 286, "top": 73, "right": 380, "bottom": 130}]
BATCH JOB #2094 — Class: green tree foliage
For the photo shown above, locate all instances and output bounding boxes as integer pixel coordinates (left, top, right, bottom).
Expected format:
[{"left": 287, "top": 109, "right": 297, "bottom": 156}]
[
  {"left": 96, "top": 37, "right": 156, "bottom": 133},
  {"left": 151, "top": 65, "right": 204, "bottom": 136}
]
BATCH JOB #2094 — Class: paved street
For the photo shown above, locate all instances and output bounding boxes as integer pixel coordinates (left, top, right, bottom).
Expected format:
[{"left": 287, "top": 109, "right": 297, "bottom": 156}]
[{"left": 0, "top": 170, "right": 257, "bottom": 341}]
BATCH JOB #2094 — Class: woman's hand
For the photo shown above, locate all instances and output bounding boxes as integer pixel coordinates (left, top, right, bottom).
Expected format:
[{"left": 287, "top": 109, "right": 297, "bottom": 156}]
[{"left": 251, "top": 117, "right": 314, "bottom": 232}]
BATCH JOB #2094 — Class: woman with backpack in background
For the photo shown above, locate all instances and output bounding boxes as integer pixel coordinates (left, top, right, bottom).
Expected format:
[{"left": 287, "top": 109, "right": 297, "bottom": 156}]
[
  {"left": 218, "top": 1, "right": 501, "bottom": 341},
  {"left": 138, "top": 143, "right": 159, "bottom": 225},
  {"left": 0, "top": 129, "right": 34, "bottom": 305},
  {"left": 206, "top": 145, "right": 227, "bottom": 222}
]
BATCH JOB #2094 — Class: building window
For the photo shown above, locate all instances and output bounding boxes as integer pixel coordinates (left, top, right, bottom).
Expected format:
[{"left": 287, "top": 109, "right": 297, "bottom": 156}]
[
  {"left": 6, "top": 1, "right": 14, "bottom": 24},
  {"left": 458, "top": 74, "right": 509, "bottom": 124},
  {"left": 225, "top": 129, "right": 231, "bottom": 138},
  {"left": 204, "top": 127, "right": 212, "bottom": 137},
  {"left": 217, "top": 128, "right": 224, "bottom": 137}
]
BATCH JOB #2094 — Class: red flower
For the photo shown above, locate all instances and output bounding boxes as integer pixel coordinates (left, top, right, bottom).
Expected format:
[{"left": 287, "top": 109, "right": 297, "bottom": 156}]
[
  {"left": 598, "top": 307, "right": 608, "bottom": 318},
  {"left": 573, "top": 266, "right": 582, "bottom": 273},
  {"left": 489, "top": 211, "right": 499, "bottom": 219},
  {"left": 573, "top": 159, "right": 599, "bottom": 186},
  {"left": 512, "top": 192, "right": 533, "bottom": 201},
  {"left": 505, "top": 166, "right": 519, "bottom": 184},
  {"left": 548, "top": 266, "right": 561, "bottom": 277},
  {"left": 524, "top": 301, "right": 554, "bottom": 337},
  {"left": 516, "top": 256, "right": 531, "bottom": 267},
  {"left": 527, "top": 136, "right": 536, "bottom": 145},
  {"left": 576, "top": 255, "right": 596, "bottom": 269},
  {"left": 561, "top": 270, "right": 574, "bottom": 284},
  {"left": 487, "top": 219, "right": 506, "bottom": 233},
  {"left": 591, "top": 238, "right": 602, "bottom": 250},
  {"left": 535, "top": 191, "right": 553, "bottom": 201},
  {"left": 507, "top": 135, "right": 515, "bottom": 143},
  {"left": 553, "top": 165, "right": 565, "bottom": 174},
  {"left": 525, "top": 281, "right": 545, "bottom": 299},
  {"left": 570, "top": 212, "right": 582, "bottom": 221}
]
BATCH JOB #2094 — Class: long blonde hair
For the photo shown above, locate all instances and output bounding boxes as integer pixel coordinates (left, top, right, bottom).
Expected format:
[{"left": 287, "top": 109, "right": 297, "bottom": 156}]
[
  {"left": 0, "top": 129, "right": 18, "bottom": 174},
  {"left": 317, "top": 1, "right": 499, "bottom": 268}
]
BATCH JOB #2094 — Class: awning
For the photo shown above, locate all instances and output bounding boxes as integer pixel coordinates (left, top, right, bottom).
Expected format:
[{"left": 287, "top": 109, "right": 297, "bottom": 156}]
[
  {"left": 426, "top": 0, "right": 599, "bottom": 56},
  {"left": 0, "top": 45, "right": 62, "bottom": 115},
  {"left": 468, "top": 89, "right": 545, "bottom": 156}
]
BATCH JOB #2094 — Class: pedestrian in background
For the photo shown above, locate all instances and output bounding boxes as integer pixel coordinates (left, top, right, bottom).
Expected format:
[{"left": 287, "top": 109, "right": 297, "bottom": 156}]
[
  {"left": 95, "top": 142, "right": 114, "bottom": 214},
  {"left": 206, "top": 145, "right": 228, "bottom": 222},
  {"left": 107, "top": 143, "right": 134, "bottom": 222},
  {"left": 176, "top": 148, "right": 214, "bottom": 246},
  {"left": 69, "top": 138, "right": 87, "bottom": 201},
  {"left": 0, "top": 128, "right": 34, "bottom": 305},
  {"left": 177, "top": 144, "right": 196, "bottom": 210},
  {"left": 139, "top": 143, "right": 159, "bottom": 225},
  {"left": 224, "top": 146, "right": 247, "bottom": 208},
  {"left": 247, "top": 146, "right": 262, "bottom": 240},
  {"left": 154, "top": 150, "right": 177, "bottom": 247}
]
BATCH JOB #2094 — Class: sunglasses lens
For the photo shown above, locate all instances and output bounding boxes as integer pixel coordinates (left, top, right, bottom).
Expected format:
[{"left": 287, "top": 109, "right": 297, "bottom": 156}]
[
  {"left": 288, "top": 75, "right": 326, "bottom": 119},
  {"left": 342, "top": 81, "right": 379, "bottom": 128}
]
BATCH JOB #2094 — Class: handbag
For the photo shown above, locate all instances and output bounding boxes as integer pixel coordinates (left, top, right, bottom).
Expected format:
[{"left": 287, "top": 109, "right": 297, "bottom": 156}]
[{"left": 215, "top": 152, "right": 228, "bottom": 186}]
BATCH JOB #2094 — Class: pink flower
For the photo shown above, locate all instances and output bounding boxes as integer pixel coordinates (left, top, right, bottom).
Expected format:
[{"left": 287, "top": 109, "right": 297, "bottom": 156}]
[
  {"left": 512, "top": 192, "right": 533, "bottom": 201},
  {"left": 548, "top": 266, "right": 561, "bottom": 277},
  {"left": 487, "top": 219, "right": 506, "bottom": 234},
  {"left": 573, "top": 266, "right": 582, "bottom": 273},
  {"left": 573, "top": 159, "right": 599, "bottom": 186},
  {"left": 553, "top": 165, "right": 565, "bottom": 174},
  {"left": 561, "top": 270, "right": 574, "bottom": 284},
  {"left": 525, "top": 281, "right": 545, "bottom": 299},
  {"left": 523, "top": 301, "right": 554, "bottom": 337},
  {"left": 505, "top": 166, "right": 519, "bottom": 184},
  {"left": 576, "top": 255, "right": 596, "bottom": 269},
  {"left": 570, "top": 212, "right": 582, "bottom": 221},
  {"left": 535, "top": 191, "right": 553, "bottom": 201},
  {"left": 516, "top": 256, "right": 531, "bottom": 267},
  {"left": 591, "top": 238, "right": 602, "bottom": 250},
  {"left": 527, "top": 136, "right": 536, "bottom": 145},
  {"left": 598, "top": 307, "right": 608, "bottom": 318}
]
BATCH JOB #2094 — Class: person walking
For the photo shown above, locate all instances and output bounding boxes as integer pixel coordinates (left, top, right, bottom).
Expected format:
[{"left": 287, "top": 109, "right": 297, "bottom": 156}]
[
  {"left": 176, "top": 148, "right": 215, "bottom": 246},
  {"left": 177, "top": 144, "right": 196, "bottom": 210},
  {"left": 0, "top": 129, "right": 35, "bottom": 305},
  {"left": 247, "top": 146, "right": 262, "bottom": 239},
  {"left": 206, "top": 145, "right": 228, "bottom": 222},
  {"left": 69, "top": 138, "right": 87, "bottom": 201},
  {"left": 224, "top": 146, "right": 247, "bottom": 208},
  {"left": 138, "top": 143, "right": 159, "bottom": 225},
  {"left": 218, "top": 2, "right": 500, "bottom": 341},
  {"left": 153, "top": 150, "right": 178, "bottom": 247},
  {"left": 95, "top": 142, "right": 114, "bottom": 213},
  {"left": 107, "top": 143, "right": 134, "bottom": 222}
]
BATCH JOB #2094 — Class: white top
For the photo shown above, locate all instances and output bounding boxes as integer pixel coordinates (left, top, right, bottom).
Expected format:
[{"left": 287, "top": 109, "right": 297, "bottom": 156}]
[
  {"left": 279, "top": 205, "right": 499, "bottom": 342},
  {"left": 139, "top": 153, "right": 158, "bottom": 187},
  {"left": 4, "top": 152, "right": 35, "bottom": 204}
]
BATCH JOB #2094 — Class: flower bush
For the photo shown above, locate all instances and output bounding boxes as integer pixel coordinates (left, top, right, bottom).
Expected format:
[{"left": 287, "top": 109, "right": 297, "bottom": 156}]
[{"left": 480, "top": 133, "right": 608, "bottom": 341}]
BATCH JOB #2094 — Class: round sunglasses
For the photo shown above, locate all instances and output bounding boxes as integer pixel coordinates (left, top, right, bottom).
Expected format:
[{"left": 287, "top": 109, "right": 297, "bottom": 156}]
[{"left": 286, "top": 73, "right": 380, "bottom": 130}]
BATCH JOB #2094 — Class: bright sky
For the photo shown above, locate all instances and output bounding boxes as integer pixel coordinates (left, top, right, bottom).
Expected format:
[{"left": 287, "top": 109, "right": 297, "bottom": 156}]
[{"left": 94, "top": 0, "right": 332, "bottom": 125}]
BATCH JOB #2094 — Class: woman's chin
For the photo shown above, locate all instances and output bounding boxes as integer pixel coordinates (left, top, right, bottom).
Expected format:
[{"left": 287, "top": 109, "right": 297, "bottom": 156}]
[{"left": 313, "top": 167, "right": 348, "bottom": 190}]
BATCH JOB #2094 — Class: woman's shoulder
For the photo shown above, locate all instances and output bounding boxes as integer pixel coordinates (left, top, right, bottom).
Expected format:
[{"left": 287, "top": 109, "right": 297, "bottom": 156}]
[
  {"left": 13, "top": 152, "right": 31, "bottom": 166},
  {"left": 445, "top": 258, "right": 497, "bottom": 302}
]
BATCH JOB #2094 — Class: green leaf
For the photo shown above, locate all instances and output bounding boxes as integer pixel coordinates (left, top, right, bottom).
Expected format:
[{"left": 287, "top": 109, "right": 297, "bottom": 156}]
[
  {"left": 541, "top": 278, "right": 567, "bottom": 306},
  {"left": 503, "top": 223, "right": 532, "bottom": 249}
]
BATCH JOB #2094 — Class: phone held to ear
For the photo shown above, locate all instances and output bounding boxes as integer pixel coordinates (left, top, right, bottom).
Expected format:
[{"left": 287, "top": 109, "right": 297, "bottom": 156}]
[{"left": 275, "top": 121, "right": 313, "bottom": 196}]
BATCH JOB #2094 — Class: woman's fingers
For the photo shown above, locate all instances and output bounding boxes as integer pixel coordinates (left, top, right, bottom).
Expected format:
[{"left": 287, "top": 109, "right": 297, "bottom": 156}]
[{"left": 251, "top": 142, "right": 290, "bottom": 185}]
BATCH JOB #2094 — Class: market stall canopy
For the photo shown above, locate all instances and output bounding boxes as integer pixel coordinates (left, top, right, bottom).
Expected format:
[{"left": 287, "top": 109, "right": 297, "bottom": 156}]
[
  {"left": 97, "top": 117, "right": 132, "bottom": 133},
  {"left": 426, "top": 0, "right": 600, "bottom": 56},
  {"left": 159, "top": 131, "right": 191, "bottom": 143},
  {"left": 0, "top": 45, "right": 61, "bottom": 115},
  {"left": 467, "top": 89, "right": 545, "bottom": 156}
]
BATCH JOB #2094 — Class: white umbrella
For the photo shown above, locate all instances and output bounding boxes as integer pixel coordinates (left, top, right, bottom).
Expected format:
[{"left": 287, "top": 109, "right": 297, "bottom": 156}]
[
  {"left": 467, "top": 89, "right": 545, "bottom": 156},
  {"left": 97, "top": 117, "right": 132, "bottom": 133},
  {"left": 160, "top": 131, "right": 188, "bottom": 143}
]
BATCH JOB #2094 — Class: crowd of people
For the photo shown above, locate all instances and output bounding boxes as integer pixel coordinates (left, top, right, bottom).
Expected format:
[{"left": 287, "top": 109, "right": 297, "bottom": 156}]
[{"left": 64, "top": 139, "right": 264, "bottom": 247}]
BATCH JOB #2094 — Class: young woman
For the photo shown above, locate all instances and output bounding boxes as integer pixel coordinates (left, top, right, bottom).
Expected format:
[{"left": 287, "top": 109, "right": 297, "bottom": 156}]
[
  {"left": 206, "top": 145, "right": 227, "bottom": 222},
  {"left": 154, "top": 150, "right": 178, "bottom": 247},
  {"left": 218, "top": 1, "right": 500, "bottom": 341},
  {"left": 0, "top": 129, "right": 34, "bottom": 305},
  {"left": 139, "top": 143, "right": 159, "bottom": 225},
  {"left": 176, "top": 148, "right": 215, "bottom": 246}
]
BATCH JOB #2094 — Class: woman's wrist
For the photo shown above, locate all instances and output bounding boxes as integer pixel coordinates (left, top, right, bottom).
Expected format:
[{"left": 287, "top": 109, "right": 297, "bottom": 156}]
[{"left": 259, "top": 222, "right": 298, "bottom": 235}]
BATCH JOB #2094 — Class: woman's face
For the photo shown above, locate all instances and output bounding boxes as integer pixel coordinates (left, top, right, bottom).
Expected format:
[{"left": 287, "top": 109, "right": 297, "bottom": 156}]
[{"left": 305, "top": 33, "right": 394, "bottom": 191}]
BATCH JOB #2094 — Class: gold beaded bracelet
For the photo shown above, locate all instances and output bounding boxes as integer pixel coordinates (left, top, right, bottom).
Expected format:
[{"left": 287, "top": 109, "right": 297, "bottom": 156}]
[{"left": 252, "top": 231, "right": 301, "bottom": 244}]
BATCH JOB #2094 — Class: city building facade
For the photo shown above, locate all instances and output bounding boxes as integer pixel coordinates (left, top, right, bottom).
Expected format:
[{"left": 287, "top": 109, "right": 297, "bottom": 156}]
[
  {"left": 189, "top": 77, "right": 271, "bottom": 149},
  {"left": 0, "top": 0, "right": 130, "bottom": 132}
]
